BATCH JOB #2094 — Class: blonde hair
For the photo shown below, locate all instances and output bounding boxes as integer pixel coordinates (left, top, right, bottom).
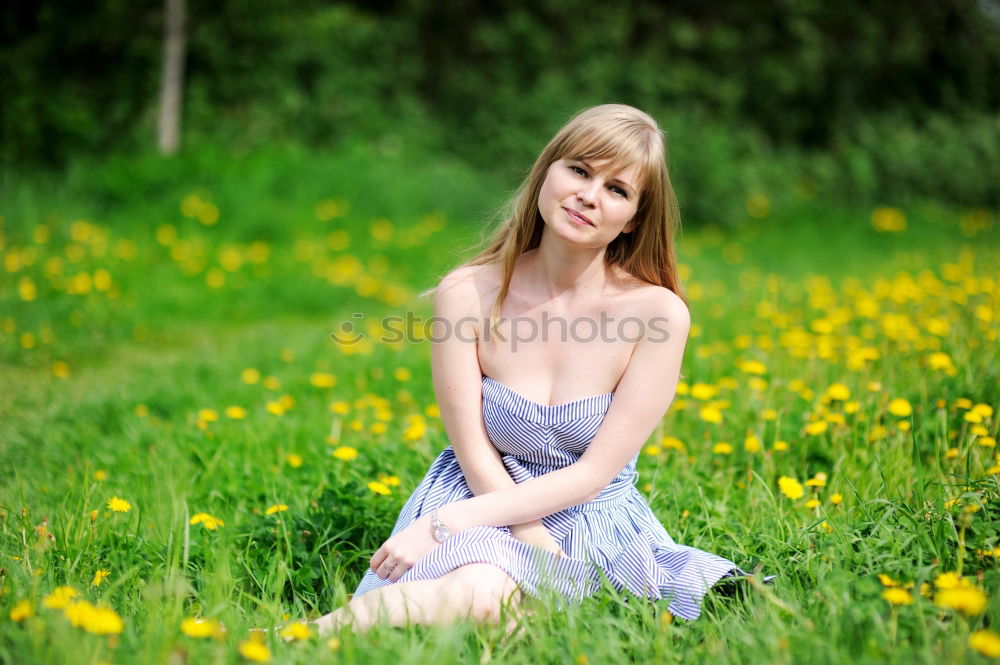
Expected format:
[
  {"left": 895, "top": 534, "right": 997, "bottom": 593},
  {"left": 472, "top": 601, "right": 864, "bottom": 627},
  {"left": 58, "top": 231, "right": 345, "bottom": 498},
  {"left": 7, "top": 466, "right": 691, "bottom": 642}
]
[{"left": 427, "top": 104, "right": 685, "bottom": 333}]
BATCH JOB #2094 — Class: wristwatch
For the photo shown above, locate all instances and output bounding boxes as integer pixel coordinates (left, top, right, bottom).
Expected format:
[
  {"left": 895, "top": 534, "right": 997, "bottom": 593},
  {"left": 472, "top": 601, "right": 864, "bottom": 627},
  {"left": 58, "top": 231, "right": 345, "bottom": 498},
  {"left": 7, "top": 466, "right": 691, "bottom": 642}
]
[{"left": 430, "top": 508, "right": 451, "bottom": 543}]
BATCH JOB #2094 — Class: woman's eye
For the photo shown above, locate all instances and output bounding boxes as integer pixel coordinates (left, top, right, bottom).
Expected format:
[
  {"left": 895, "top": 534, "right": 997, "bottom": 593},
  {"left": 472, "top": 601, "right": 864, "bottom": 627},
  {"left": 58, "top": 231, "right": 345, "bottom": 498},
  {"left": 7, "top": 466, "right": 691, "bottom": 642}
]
[
  {"left": 569, "top": 165, "right": 587, "bottom": 176},
  {"left": 610, "top": 186, "right": 628, "bottom": 198}
]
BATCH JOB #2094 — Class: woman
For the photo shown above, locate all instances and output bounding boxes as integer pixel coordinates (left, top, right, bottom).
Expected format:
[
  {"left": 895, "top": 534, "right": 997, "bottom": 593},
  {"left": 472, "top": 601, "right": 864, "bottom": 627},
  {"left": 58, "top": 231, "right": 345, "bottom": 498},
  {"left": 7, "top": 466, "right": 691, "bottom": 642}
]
[{"left": 314, "top": 104, "right": 759, "bottom": 634}]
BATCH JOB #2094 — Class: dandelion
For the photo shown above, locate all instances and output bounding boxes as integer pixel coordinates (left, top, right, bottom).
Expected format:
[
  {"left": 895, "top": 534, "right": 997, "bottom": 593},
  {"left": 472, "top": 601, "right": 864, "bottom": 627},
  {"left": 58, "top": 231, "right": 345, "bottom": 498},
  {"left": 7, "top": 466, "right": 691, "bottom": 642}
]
[
  {"left": 699, "top": 405, "right": 723, "bottom": 423},
  {"left": 94, "top": 470, "right": 108, "bottom": 481},
  {"left": 971, "top": 630, "right": 1000, "bottom": 658},
  {"left": 92, "top": 569, "right": 110, "bottom": 587},
  {"left": 279, "top": 622, "right": 311, "bottom": 641},
  {"left": 805, "top": 472, "right": 827, "bottom": 487},
  {"left": 367, "top": 481, "right": 392, "bottom": 495},
  {"left": 425, "top": 404, "right": 441, "bottom": 418},
  {"left": 644, "top": 445, "right": 661, "bottom": 457},
  {"left": 225, "top": 406, "right": 247, "bottom": 419},
  {"left": 934, "top": 586, "right": 988, "bottom": 615},
  {"left": 310, "top": 373, "right": 336, "bottom": 388},
  {"left": 190, "top": 513, "right": 225, "bottom": 530},
  {"left": 239, "top": 638, "right": 271, "bottom": 662},
  {"left": 744, "top": 434, "right": 761, "bottom": 453},
  {"left": 762, "top": 408, "right": 778, "bottom": 421},
  {"left": 181, "top": 617, "right": 225, "bottom": 639},
  {"left": 830, "top": 493, "right": 843, "bottom": 505},
  {"left": 804, "top": 421, "right": 828, "bottom": 436},
  {"left": 198, "top": 409, "right": 219, "bottom": 423},
  {"left": 332, "top": 446, "right": 358, "bottom": 461},
  {"left": 67, "top": 601, "right": 124, "bottom": 635},
  {"left": 661, "top": 436, "right": 686, "bottom": 452},
  {"left": 330, "top": 401, "right": 350, "bottom": 414},
  {"left": 712, "top": 442, "right": 733, "bottom": 455},
  {"left": 9, "top": 599, "right": 34, "bottom": 622},
  {"left": 887, "top": 398, "right": 912, "bottom": 417},
  {"left": 266, "top": 401, "right": 285, "bottom": 416},
  {"left": 241, "top": 368, "right": 261, "bottom": 384},
  {"left": 778, "top": 477, "right": 804, "bottom": 500},
  {"left": 135, "top": 404, "right": 149, "bottom": 417},
  {"left": 379, "top": 475, "right": 401, "bottom": 486},
  {"left": 328, "top": 636, "right": 342, "bottom": 652},
  {"left": 773, "top": 440, "right": 789, "bottom": 451},
  {"left": 107, "top": 496, "right": 132, "bottom": 513},
  {"left": 826, "top": 383, "right": 851, "bottom": 401},
  {"left": 265, "top": 504, "right": 288, "bottom": 515},
  {"left": 805, "top": 499, "right": 820, "bottom": 508},
  {"left": 881, "top": 588, "right": 914, "bottom": 605},
  {"left": 285, "top": 453, "right": 303, "bottom": 468},
  {"left": 978, "top": 437, "right": 997, "bottom": 448},
  {"left": 393, "top": 367, "right": 412, "bottom": 381}
]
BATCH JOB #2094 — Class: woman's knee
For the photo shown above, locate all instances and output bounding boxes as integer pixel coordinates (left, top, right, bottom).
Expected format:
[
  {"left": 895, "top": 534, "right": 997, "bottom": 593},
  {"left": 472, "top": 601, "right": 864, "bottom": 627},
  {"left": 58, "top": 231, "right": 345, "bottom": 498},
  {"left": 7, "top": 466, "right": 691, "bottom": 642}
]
[{"left": 449, "top": 564, "right": 522, "bottom": 623}]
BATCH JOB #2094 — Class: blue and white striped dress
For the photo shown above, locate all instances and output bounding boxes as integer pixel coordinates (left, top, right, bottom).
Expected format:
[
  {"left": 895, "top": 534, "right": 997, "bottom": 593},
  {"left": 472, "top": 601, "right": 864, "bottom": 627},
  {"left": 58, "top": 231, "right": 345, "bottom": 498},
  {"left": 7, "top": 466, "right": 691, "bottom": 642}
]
[{"left": 352, "top": 374, "right": 747, "bottom": 620}]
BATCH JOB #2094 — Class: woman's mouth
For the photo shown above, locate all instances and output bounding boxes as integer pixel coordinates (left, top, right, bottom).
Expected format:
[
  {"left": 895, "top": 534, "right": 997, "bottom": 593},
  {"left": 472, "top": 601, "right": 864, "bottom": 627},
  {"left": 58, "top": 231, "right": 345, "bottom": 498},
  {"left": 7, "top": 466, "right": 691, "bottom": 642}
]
[{"left": 563, "top": 207, "right": 593, "bottom": 226}]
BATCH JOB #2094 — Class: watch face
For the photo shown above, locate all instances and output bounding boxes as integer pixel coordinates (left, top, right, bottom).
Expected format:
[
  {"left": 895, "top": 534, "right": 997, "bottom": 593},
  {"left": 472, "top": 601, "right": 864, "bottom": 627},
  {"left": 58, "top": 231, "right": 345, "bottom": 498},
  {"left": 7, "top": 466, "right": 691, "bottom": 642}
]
[{"left": 433, "top": 525, "right": 451, "bottom": 542}]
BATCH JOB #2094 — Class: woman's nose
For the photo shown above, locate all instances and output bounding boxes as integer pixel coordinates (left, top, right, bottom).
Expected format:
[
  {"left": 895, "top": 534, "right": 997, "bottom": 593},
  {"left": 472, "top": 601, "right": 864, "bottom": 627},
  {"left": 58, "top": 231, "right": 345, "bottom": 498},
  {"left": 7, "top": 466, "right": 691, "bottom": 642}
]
[{"left": 577, "top": 181, "right": 599, "bottom": 206}]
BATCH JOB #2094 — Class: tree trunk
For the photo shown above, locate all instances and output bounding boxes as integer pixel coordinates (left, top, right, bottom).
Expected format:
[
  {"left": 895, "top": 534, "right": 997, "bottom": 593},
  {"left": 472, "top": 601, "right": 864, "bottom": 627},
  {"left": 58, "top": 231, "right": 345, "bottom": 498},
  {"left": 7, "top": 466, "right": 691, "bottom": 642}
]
[{"left": 157, "top": 0, "right": 186, "bottom": 156}]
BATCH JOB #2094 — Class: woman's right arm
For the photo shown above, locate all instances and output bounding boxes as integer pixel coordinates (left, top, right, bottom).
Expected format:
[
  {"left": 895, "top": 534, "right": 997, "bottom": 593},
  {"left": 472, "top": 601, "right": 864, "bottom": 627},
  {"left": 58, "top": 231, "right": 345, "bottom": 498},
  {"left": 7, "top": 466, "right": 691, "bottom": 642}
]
[{"left": 429, "top": 267, "right": 561, "bottom": 553}]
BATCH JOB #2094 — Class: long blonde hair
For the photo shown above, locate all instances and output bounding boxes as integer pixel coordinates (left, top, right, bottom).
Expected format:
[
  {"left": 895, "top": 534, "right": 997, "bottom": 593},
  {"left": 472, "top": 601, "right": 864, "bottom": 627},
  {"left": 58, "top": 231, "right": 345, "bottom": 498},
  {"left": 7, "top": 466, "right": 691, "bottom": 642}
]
[{"left": 430, "top": 104, "right": 685, "bottom": 333}]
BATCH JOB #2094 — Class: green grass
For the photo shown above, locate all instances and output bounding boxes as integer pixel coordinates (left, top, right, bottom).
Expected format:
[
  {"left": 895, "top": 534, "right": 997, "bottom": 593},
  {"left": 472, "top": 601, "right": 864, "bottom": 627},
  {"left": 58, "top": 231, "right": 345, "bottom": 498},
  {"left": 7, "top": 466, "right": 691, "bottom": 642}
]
[{"left": 1, "top": 142, "right": 999, "bottom": 665}]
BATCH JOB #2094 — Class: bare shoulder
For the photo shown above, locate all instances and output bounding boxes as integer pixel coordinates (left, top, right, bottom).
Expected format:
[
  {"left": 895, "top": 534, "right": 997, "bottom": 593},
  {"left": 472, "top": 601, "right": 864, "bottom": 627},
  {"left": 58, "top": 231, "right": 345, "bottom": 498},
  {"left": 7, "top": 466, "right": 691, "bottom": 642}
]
[
  {"left": 624, "top": 281, "right": 691, "bottom": 339},
  {"left": 434, "top": 264, "right": 502, "bottom": 319}
]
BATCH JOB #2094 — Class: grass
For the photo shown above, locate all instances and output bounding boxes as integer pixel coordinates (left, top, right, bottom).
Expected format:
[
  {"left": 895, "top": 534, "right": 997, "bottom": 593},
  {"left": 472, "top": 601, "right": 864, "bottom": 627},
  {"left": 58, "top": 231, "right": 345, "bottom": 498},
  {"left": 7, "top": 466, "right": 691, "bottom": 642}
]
[{"left": 1, "top": 141, "right": 999, "bottom": 665}]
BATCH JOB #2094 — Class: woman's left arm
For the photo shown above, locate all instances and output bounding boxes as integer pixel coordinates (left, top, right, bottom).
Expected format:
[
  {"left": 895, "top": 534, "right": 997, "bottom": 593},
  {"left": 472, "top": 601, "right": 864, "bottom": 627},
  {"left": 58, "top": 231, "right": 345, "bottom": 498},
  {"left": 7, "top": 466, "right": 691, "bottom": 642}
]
[{"left": 371, "top": 291, "right": 689, "bottom": 577}]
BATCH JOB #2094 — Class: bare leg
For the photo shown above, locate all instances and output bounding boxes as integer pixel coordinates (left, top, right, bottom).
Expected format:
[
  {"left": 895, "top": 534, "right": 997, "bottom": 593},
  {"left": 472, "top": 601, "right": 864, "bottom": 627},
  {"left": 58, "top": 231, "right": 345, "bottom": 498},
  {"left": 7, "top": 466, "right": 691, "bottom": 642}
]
[{"left": 314, "top": 564, "right": 524, "bottom": 634}]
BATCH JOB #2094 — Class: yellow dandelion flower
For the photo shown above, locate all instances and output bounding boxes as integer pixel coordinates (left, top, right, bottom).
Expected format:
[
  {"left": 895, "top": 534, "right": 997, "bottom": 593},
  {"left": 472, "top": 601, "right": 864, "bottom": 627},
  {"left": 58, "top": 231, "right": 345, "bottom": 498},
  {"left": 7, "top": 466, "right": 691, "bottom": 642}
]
[
  {"left": 867, "top": 381, "right": 883, "bottom": 392},
  {"left": 285, "top": 453, "right": 303, "bottom": 468},
  {"left": 181, "top": 617, "right": 225, "bottom": 639},
  {"left": 844, "top": 401, "right": 860, "bottom": 414},
  {"left": 107, "top": 496, "right": 132, "bottom": 513},
  {"left": 868, "top": 425, "right": 888, "bottom": 441},
  {"left": 370, "top": 422, "right": 388, "bottom": 435},
  {"left": 934, "top": 572, "right": 966, "bottom": 590},
  {"left": 51, "top": 361, "right": 70, "bottom": 379},
  {"left": 945, "top": 448, "right": 959, "bottom": 459},
  {"left": 934, "top": 586, "right": 988, "bottom": 615},
  {"left": 762, "top": 408, "right": 778, "bottom": 421},
  {"left": 878, "top": 573, "right": 900, "bottom": 587},
  {"left": 263, "top": 376, "right": 281, "bottom": 390},
  {"left": 778, "top": 476, "right": 804, "bottom": 500},
  {"left": 805, "top": 472, "right": 828, "bottom": 487},
  {"left": 830, "top": 493, "right": 843, "bottom": 504},
  {"left": 712, "top": 442, "right": 733, "bottom": 455},
  {"left": 310, "top": 373, "right": 336, "bottom": 388},
  {"left": 425, "top": 404, "right": 441, "bottom": 418},
  {"left": 367, "top": 481, "right": 391, "bottom": 495},
  {"left": 744, "top": 434, "right": 761, "bottom": 453},
  {"left": 327, "top": 636, "right": 342, "bottom": 652},
  {"left": 92, "top": 569, "right": 110, "bottom": 587},
  {"left": 881, "top": 588, "right": 914, "bottom": 605},
  {"left": 897, "top": 420, "right": 911, "bottom": 432},
  {"left": 225, "top": 406, "right": 247, "bottom": 420},
  {"left": 826, "top": 383, "right": 851, "bottom": 401},
  {"left": 971, "top": 424, "right": 989, "bottom": 436},
  {"left": 9, "top": 599, "right": 34, "bottom": 622},
  {"left": 644, "top": 445, "right": 662, "bottom": 457},
  {"left": 265, "top": 401, "right": 285, "bottom": 416},
  {"left": 266, "top": 504, "right": 288, "bottom": 515},
  {"left": 965, "top": 411, "right": 984, "bottom": 424},
  {"left": 333, "top": 446, "right": 358, "bottom": 461},
  {"left": 954, "top": 398, "right": 973, "bottom": 409},
  {"left": 278, "top": 622, "right": 311, "bottom": 641},
  {"left": 887, "top": 398, "right": 912, "bottom": 417},
  {"left": 973, "top": 403, "right": 994, "bottom": 419},
  {"left": 190, "top": 513, "right": 225, "bottom": 530},
  {"left": 393, "top": 367, "right": 412, "bottom": 381},
  {"left": 699, "top": 405, "right": 723, "bottom": 424},
  {"left": 42, "top": 586, "right": 78, "bottom": 609},
  {"left": 690, "top": 383, "right": 718, "bottom": 400},
  {"left": 805, "top": 499, "right": 820, "bottom": 508},
  {"left": 661, "top": 436, "right": 686, "bottom": 451},
  {"left": 971, "top": 630, "right": 1000, "bottom": 658},
  {"left": 978, "top": 436, "right": 997, "bottom": 448},
  {"left": 804, "top": 421, "right": 828, "bottom": 436},
  {"left": 241, "top": 368, "right": 261, "bottom": 384},
  {"left": 134, "top": 404, "right": 149, "bottom": 417},
  {"left": 749, "top": 377, "right": 768, "bottom": 391},
  {"left": 773, "top": 440, "right": 789, "bottom": 451},
  {"left": 330, "top": 401, "right": 350, "bottom": 414},
  {"left": 94, "top": 470, "right": 108, "bottom": 481},
  {"left": 819, "top": 521, "right": 833, "bottom": 533},
  {"left": 738, "top": 359, "right": 768, "bottom": 375},
  {"left": 198, "top": 409, "right": 219, "bottom": 423},
  {"left": 238, "top": 638, "right": 271, "bottom": 662},
  {"left": 379, "top": 475, "right": 401, "bottom": 486}
]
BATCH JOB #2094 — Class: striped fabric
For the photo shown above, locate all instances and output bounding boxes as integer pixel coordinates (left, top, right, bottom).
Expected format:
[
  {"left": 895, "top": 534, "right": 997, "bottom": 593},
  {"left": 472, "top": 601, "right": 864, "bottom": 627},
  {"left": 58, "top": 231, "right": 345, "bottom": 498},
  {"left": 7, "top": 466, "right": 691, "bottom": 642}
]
[{"left": 352, "top": 374, "right": 747, "bottom": 620}]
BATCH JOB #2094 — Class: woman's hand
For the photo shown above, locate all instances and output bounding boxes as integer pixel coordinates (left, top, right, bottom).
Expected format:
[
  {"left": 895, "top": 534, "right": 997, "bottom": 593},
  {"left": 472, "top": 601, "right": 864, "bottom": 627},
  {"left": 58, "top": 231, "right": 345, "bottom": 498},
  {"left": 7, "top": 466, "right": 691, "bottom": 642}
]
[
  {"left": 510, "top": 520, "right": 564, "bottom": 557},
  {"left": 370, "top": 514, "right": 440, "bottom": 583}
]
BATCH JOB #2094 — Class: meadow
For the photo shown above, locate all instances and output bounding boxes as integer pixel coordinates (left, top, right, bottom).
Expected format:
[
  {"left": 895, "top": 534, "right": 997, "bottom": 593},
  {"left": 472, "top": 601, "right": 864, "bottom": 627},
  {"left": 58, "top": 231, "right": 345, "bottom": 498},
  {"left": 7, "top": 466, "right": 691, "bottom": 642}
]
[{"left": 1, "top": 142, "right": 999, "bottom": 665}]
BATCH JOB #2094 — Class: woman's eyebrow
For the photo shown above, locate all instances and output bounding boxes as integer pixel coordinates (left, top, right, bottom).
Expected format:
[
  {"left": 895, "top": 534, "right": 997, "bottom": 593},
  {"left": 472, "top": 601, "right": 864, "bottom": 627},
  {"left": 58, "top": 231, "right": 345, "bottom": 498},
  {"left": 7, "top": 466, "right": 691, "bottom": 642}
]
[{"left": 580, "top": 160, "right": 637, "bottom": 194}]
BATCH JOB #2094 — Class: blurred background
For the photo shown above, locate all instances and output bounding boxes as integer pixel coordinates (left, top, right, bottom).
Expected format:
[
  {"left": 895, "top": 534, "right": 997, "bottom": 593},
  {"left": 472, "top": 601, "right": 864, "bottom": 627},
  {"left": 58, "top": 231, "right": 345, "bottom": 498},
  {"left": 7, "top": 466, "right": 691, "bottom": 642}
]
[{"left": 3, "top": 0, "right": 999, "bottom": 224}]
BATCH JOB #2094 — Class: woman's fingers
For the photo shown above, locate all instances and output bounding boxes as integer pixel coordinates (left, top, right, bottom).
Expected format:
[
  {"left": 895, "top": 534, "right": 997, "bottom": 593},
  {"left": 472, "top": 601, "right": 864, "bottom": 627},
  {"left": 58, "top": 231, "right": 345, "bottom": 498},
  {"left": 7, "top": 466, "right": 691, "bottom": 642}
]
[
  {"left": 376, "top": 557, "right": 397, "bottom": 580},
  {"left": 370, "top": 546, "right": 387, "bottom": 573}
]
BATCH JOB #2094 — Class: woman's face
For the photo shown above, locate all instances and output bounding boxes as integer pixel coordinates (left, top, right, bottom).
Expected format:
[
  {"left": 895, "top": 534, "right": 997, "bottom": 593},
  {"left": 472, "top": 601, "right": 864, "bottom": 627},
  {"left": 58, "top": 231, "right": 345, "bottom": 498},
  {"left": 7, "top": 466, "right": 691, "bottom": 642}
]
[{"left": 537, "top": 157, "right": 641, "bottom": 248}]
